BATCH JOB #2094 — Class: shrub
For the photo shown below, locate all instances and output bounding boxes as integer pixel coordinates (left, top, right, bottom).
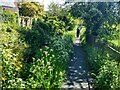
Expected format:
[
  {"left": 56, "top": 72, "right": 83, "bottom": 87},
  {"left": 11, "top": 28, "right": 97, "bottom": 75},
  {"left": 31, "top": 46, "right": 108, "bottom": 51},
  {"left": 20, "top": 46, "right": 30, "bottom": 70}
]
[
  {"left": 84, "top": 44, "right": 120, "bottom": 89},
  {"left": 18, "top": 20, "right": 53, "bottom": 63},
  {"left": 84, "top": 45, "right": 106, "bottom": 74},
  {"left": 32, "top": 19, "right": 54, "bottom": 45},
  {"left": 1, "top": 12, "right": 74, "bottom": 88},
  {"left": 96, "top": 60, "right": 119, "bottom": 89},
  {"left": 25, "top": 36, "right": 73, "bottom": 88},
  {"left": 45, "top": 16, "right": 65, "bottom": 35},
  {"left": 1, "top": 23, "right": 28, "bottom": 88},
  {"left": 0, "top": 11, "right": 18, "bottom": 24}
]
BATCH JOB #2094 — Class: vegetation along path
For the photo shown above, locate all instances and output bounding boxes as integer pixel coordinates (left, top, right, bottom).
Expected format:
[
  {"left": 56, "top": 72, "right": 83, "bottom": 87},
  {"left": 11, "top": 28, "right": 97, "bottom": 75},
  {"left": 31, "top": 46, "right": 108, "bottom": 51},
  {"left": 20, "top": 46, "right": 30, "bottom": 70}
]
[{"left": 62, "top": 38, "right": 93, "bottom": 89}]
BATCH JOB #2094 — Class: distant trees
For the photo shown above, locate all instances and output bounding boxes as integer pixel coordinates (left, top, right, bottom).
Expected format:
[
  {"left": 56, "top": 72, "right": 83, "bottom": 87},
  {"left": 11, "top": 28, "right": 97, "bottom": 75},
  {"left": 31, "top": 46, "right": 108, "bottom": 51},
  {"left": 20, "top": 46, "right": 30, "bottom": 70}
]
[
  {"left": 46, "top": 2, "right": 79, "bottom": 33},
  {"left": 47, "top": 2, "right": 62, "bottom": 16},
  {"left": 70, "top": 2, "right": 119, "bottom": 43}
]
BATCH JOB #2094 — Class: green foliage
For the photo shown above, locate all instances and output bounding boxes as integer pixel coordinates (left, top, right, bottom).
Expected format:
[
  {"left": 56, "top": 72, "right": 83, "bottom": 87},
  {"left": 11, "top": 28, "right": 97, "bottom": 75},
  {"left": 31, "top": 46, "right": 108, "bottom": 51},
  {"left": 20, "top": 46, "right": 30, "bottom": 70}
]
[
  {"left": 84, "top": 44, "right": 120, "bottom": 89},
  {"left": 47, "top": 2, "right": 77, "bottom": 33},
  {"left": 44, "top": 14, "right": 77, "bottom": 35},
  {"left": 70, "top": 2, "right": 119, "bottom": 42},
  {"left": 45, "top": 16, "right": 65, "bottom": 35},
  {"left": 1, "top": 10, "right": 74, "bottom": 88},
  {"left": 19, "top": 2, "right": 44, "bottom": 17},
  {"left": 84, "top": 45, "right": 106, "bottom": 74},
  {"left": 64, "top": 30, "right": 76, "bottom": 42},
  {"left": 48, "top": 2, "right": 62, "bottom": 16},
  {"left": 109, "top": 39, "right": 120, "bottom": 47},
  {"left": 2, "top": 34, "right": 73, "bottom": 88},
  {"left": 26, "top": 36, "right": 73, "bottom": 88},
  {"left": 98, "top": 23, "right": 119, "bottom": 42},
  {"left": 0, "top": 11, "right": 18, "bottom": 24},
  {"left": 31, "top": 19, "right": 52, "bottom": 45},
  {"left": 51, "top": 35, "right": 73, "bottom": 61},
  {"left": 1, "top": 23, "right": 28, "bottom": 88},
  {"left": 96, "top": 61, "right": 119, "bottom": 89},
  {"left": 17, "top": 20, "right": 54, "bottom": 63}
]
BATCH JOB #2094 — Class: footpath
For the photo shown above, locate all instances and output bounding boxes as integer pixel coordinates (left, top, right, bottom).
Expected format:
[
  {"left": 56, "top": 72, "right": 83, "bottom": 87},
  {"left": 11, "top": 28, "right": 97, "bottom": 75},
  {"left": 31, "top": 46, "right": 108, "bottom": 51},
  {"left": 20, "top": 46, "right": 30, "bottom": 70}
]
[{"left": 62, "top": 38, "right": 93, "bottom": 90}]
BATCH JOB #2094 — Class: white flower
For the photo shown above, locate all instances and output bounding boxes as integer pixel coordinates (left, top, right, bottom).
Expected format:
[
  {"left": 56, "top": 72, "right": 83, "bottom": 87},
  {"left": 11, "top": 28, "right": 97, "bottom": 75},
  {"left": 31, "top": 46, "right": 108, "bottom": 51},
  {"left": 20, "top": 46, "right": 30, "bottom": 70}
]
[
  {"left": 18, "top": 78, "right": 22, "bottom": 82},
  {"left": 44, "top": 51, "right": 48, "bottom": 55},
  {"left": 52, "top": 55, "right": 55, "bottom": 57},
  {"left": 40, "top": 49, "right": 42, "bottom": 51},
  {"left": 47, "top": 62, "right": 51, "bottom": 65},
  {"left": 50, "top": 49, "right": 53, "bottom": 52}
]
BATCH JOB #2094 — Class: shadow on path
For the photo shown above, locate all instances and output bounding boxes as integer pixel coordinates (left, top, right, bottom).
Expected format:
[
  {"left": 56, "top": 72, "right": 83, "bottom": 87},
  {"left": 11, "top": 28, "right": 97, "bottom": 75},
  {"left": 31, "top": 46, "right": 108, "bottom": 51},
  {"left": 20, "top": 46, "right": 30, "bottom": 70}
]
[{"left": 62, "top": 38, "right": 93, "bottom": 89}]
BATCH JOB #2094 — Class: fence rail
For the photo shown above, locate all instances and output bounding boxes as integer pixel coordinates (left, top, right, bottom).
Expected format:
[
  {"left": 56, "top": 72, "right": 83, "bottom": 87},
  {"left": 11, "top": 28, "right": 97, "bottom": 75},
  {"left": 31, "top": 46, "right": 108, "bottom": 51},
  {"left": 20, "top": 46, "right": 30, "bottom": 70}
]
[{"left": 107, "top": 45, "right": 120, "bottom": 54}]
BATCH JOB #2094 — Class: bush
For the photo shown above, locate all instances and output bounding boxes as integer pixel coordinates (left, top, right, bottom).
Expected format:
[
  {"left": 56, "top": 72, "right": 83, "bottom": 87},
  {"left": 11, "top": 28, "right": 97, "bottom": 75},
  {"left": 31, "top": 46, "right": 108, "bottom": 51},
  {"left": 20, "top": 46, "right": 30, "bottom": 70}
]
[
  {"left": 23, "top": 35, "right": 73, "bottom": 88},
  {"left": 17, "top": 20, "right": 54, "bottom": 63},
  {"left": 84, "top": 44, "right": 120, "bottom": 89},
  {"left": 44, "top": 13, "right": 77, "bottom": 36},
  {"left": 0, "top": 11, "right": 18, "bottom": 24},
  {"left": 1, "top": 12, "right": 74, "bottom": 88},
  {"left": 95, "top": 60, "right": 119, "bottom": 89},
  {"left": 84, "top": 45, "right": 106, "bottom": 74},
  {"left": 31, "top": 19, "right": 52, "bottom": 45},
  {"left": 1, "top": 23, "right": 28, "bottom": 88},
  {"left": 45, "top": 16, "right": 65, "bottom": 35}
]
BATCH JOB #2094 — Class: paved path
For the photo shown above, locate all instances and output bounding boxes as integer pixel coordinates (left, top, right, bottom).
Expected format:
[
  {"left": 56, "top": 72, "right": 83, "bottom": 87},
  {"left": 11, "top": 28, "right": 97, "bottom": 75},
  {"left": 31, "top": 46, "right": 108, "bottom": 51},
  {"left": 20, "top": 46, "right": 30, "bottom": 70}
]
[{"left": 62, "top": 38, "right": 93, "bottom": 89}]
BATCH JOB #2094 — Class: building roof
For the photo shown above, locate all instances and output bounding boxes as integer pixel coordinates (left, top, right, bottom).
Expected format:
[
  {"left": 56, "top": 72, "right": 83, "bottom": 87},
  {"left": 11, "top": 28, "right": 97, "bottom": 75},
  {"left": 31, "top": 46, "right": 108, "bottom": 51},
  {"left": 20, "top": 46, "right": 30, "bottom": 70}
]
[{"left": 0, "top": 0, "right": 16, "bottom": 7}]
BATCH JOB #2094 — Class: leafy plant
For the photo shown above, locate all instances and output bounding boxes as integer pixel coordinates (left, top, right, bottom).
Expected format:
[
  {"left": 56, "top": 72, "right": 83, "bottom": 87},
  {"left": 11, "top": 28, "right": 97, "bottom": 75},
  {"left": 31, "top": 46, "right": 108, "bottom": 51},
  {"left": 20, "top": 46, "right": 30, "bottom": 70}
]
[
  {"left": 96, "top": 61, "right": 119, "bottom": 89},
  {"left": 0, "top": 11, "right": 18, "bottom": 24},
  {"left": 84, "top": 44, "right": 120, "bottom": 89},
  {"left": 1, "top": 23, "right": 28, "bottom": 88},
  {"left": 25, "top": 35, "right": 73, "bottom": 88}
]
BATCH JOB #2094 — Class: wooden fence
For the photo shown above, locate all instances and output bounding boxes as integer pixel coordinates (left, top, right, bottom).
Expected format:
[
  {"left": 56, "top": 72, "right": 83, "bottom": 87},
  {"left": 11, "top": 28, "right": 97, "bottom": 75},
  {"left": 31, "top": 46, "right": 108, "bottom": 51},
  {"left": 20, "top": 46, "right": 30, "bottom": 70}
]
[{"left": 18, "top": 16, "right": 33, "bottom": 27}]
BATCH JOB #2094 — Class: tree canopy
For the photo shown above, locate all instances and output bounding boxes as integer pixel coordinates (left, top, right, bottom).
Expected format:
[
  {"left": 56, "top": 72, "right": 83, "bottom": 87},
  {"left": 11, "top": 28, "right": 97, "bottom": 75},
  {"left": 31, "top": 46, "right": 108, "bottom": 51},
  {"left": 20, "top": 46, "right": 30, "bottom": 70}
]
[
  {"left": 70, "top": 2, "right": 119, "bottom": 42},
  {"left": 19, "top": 2, "right": 44, "bottom": 17}
]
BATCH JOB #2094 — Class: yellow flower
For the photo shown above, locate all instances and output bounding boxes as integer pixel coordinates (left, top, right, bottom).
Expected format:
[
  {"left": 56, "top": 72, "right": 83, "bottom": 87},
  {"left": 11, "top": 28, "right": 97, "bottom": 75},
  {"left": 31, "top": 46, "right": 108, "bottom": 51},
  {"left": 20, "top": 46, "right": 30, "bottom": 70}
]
[{"left": 2, "top": 77, "right": 6, "bottom": 81}]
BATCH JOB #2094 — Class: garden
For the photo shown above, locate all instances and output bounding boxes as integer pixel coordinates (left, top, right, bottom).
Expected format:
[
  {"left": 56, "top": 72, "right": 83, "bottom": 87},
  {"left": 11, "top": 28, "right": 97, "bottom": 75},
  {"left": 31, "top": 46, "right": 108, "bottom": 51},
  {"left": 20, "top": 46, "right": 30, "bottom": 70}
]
[
  {"left": 1, "top": 2, "right": 80, "bottom": 88},
  {"left": 0, "top": 1, "right": 120, "bottom": 89}
]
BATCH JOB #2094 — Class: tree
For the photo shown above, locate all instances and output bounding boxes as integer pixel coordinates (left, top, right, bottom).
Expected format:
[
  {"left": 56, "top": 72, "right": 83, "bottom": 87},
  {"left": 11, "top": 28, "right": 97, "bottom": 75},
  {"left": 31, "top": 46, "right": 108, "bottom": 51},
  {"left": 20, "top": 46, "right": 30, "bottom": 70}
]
[
  {"left": 70, "top": 2, "right": 119, "bottom": 43},
  {"left": 19, "top": 2, "right": 44, "bottom": 17},
  {"left": 47, "top": 2, "right": 62, "bottom": 16}
]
